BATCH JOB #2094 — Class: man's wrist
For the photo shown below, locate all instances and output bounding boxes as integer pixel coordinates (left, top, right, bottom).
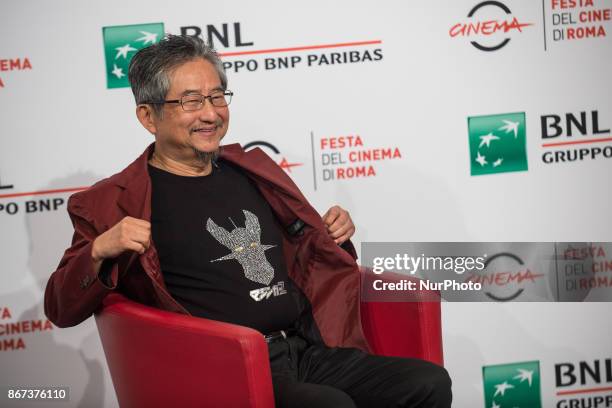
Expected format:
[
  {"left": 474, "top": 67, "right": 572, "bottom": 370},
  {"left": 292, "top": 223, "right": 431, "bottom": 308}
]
[{"left": 91, "top": 238, "right": 103, "bottom": 263}]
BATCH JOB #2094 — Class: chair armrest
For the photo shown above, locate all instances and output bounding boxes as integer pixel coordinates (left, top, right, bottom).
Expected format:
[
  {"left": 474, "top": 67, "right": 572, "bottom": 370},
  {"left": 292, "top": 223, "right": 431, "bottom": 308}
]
[
  {"left": 360, "top": 269, "right": 444, "bottom": 366},
  {"left": 95, "top": 293, "right": 274, "bottom": 408}
]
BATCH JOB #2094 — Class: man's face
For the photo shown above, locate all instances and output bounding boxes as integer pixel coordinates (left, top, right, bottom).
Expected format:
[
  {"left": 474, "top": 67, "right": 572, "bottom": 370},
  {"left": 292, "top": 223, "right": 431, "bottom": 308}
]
[{"left": 151, "top": 58, "right": 229, "bottom": 162}]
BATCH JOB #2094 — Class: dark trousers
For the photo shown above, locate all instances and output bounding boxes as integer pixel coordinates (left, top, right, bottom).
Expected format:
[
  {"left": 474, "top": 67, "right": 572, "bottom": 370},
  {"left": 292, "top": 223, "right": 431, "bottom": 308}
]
[{"left": 268, "top": 334, "right": 452, "bottom": 408}]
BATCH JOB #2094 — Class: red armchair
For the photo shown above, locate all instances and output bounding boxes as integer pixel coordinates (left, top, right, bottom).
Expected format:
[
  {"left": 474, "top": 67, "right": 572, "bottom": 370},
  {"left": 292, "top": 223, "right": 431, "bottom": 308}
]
[{"left": 95, "top": 270, "right": 442, "bottom": 408}]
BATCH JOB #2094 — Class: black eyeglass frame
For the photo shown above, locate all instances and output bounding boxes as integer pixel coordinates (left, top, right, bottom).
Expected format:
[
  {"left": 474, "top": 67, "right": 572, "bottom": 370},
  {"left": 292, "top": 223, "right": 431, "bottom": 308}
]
[{"left": 141, "top": 90, "right": 234, "bottom": 111}]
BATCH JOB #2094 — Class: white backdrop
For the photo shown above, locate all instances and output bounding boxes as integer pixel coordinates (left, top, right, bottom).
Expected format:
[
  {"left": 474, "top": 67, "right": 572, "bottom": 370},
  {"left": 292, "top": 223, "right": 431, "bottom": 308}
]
[{"left": 1, "top": 0, "right": 611, "bottom": 406}]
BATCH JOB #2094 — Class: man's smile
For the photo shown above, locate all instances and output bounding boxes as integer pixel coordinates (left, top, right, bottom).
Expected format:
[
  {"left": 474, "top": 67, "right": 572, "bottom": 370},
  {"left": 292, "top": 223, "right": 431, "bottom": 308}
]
[{"left": 191, "top": 123, "right": 221, "bottom": 135}]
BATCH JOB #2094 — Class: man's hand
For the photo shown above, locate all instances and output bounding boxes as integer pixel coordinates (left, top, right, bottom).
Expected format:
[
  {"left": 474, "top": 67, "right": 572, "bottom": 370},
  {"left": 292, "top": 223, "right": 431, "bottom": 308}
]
[
  {"left": 322, "top": 205, "right": 355, "bottom": 245},
  {"left": 92, "top": 216, "right": 151, "bottom": 262}
]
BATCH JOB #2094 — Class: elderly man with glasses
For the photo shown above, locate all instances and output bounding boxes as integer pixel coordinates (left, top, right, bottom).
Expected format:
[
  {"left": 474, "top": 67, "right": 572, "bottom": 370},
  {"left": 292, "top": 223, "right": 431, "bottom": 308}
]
[{"left": 45, "top": 35, "right": 451, "bottom": 408}]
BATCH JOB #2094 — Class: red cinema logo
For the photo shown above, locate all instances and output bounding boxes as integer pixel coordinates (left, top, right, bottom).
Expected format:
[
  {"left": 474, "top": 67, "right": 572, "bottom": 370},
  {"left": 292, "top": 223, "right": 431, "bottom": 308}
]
[{"left": 450, "top": 1, "right": 533, "bottom": 51}]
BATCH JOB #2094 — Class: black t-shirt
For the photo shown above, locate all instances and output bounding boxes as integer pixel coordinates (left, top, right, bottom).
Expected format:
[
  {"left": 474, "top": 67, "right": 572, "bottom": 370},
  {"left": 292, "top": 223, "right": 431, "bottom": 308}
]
[{"left": 149, "top": 161, "right": 300, "bottom": 334}]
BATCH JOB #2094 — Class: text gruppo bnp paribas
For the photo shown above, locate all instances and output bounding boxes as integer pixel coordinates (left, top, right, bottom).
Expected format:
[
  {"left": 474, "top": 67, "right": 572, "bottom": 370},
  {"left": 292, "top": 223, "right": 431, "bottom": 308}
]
[
  {"left": 370, "top": 254, "right": 486, "bottom": 292},
  {"left": 319, "top": 135, "right": 402, "bottom": 181},
  {"left": 223, "top": 48, "right": 382, "bottom": 74}
]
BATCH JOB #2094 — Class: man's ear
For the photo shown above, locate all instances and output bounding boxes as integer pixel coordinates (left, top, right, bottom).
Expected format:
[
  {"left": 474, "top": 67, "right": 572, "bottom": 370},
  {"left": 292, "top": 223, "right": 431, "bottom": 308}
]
[{"left": 136, "top": 104, "right": 158, "bottom": 135}]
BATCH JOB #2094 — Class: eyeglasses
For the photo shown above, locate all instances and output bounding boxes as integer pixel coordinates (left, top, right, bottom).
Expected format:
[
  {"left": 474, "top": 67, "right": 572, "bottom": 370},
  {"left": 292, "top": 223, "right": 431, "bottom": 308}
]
[{"left": 142, "top": 90, "right": 233, "bottom": 111}]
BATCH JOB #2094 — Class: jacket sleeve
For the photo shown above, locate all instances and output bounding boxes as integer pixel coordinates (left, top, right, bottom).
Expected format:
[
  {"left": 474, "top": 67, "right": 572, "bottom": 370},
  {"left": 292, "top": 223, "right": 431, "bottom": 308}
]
[{"left": 44, "top": 194, "right": 119, "bottom": 328}]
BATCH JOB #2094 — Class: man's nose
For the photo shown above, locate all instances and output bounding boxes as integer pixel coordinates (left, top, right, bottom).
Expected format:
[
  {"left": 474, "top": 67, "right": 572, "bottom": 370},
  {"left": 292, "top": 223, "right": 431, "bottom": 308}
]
[{"left": 197, "top": 98, "right": 218, "bottom": 122}]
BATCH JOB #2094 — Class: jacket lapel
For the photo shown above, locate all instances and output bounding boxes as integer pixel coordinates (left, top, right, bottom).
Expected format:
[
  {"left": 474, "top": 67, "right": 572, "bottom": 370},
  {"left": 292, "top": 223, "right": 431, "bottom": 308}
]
[
  {"left": 116, "top": 144, "right": 154, "bottom": 221},
  {"left": 113, "top": 144, "right": 173, "bottom": 297}
]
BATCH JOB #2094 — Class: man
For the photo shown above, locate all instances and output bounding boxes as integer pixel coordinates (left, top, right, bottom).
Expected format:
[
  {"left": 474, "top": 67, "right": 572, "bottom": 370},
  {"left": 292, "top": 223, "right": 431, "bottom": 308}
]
[{"left": 45, "top": 35, "right": 451, "bottom": 407}]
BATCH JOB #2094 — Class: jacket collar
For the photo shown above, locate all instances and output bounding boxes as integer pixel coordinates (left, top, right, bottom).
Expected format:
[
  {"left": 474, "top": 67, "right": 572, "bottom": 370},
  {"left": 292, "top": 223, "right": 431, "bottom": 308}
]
[
  {"left": 114, "top": 142, "right": 324, "bottom": 231},
  {"left": 115, "top": 144, "right": 154, "bottom": 220}
]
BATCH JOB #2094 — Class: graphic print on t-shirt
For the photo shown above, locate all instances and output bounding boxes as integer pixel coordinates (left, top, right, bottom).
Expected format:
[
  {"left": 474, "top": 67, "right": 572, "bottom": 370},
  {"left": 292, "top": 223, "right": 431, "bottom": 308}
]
[
  {"left": 206, "top": 209, "right": 276, "bottom": 285},
  {"left": 250, "top": 281, "right": 287, "bottom": 301}
]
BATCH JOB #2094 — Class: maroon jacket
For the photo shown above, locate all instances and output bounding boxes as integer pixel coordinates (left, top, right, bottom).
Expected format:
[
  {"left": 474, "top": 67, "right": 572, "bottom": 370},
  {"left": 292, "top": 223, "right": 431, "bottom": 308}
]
[{"left": 44, "top": 143, "right": 370, "bottom": 351}]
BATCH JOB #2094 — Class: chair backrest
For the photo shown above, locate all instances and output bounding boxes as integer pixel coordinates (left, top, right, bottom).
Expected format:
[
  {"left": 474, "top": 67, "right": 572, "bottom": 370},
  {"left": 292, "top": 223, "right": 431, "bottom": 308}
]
[
  {"left": 360, "top": 268, "right": 444, "bottom": 366},
  {"left": 95, "top": 293, "right": 275, "bottom": 408}
]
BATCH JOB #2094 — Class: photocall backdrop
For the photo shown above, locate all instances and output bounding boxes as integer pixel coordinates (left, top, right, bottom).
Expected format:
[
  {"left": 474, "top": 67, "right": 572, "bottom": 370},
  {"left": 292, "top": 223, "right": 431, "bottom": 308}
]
[{"left": 1, "top": 0, "right": 611, "bottom": 406}]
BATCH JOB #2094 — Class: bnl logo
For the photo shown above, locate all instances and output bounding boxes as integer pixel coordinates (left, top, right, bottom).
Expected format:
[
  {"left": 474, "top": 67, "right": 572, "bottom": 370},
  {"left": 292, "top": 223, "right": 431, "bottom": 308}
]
[
  {"left": 102, "top": 21, "right": 254, "bottom": 89},
  {"left": 468, "top": 112, "right": 528, "bottom": 176},
  {"left": 483, "top": 361, "right": 542, "bottom": 408},
  {"left": 102, "top": 23, "right": 165, "bottom": 89}
]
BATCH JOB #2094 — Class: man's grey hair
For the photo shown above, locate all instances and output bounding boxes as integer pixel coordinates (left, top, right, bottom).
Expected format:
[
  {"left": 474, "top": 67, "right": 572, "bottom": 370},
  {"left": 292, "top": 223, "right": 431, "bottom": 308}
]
[{"left": 128, "top": 34, "right": 227, "bottom": 116}]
